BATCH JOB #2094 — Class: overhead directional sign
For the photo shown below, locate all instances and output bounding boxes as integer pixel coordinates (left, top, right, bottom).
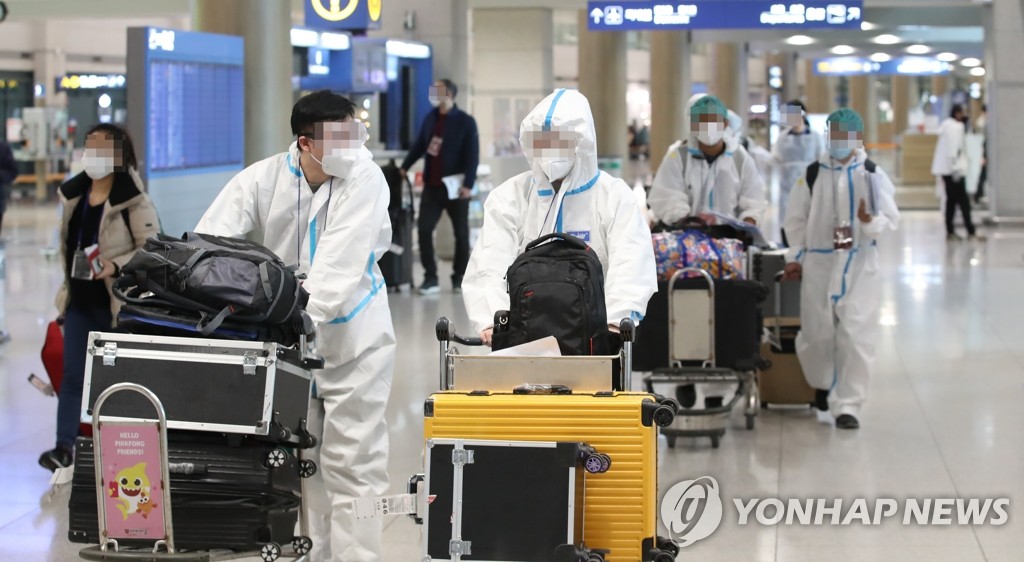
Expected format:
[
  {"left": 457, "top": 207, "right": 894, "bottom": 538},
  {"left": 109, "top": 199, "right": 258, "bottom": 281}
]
[
  {"left": 814, "top": 56, "right": 953, "bottom": 76},
  {"left": 587, "top": 1, "right": 863, "bottom": 30}
]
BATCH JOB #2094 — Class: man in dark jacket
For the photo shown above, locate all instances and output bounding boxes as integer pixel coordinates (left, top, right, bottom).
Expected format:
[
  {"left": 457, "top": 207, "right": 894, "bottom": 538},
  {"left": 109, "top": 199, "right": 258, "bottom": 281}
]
[
  {"left": 401, "top": 79, "right": 479, "bottom": 294},
  {"left": 0, "top": 140, "right": 18, "bottom": 235}
]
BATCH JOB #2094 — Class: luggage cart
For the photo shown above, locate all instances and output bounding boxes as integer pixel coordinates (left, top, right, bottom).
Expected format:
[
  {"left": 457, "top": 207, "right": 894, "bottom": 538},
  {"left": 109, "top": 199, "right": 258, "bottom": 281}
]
[
  {"left": 644, "top": 267, "right": 761, "bottom": 449},
  {"left": 415, "top": 317, "right": 680, "bottom": 562},
  {"left": 77, "top": 375, "right": 315, "bottom": 561}
]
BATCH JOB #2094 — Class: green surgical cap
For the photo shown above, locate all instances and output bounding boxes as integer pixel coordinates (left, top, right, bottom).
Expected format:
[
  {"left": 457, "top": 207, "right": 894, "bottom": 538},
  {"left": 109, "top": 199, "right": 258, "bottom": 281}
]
[
  {"left": 827, "top": 108, "right": 864, "bottom": 132},
  {"left": 690, "top": 95, "right": 728, "bottom": 119}
]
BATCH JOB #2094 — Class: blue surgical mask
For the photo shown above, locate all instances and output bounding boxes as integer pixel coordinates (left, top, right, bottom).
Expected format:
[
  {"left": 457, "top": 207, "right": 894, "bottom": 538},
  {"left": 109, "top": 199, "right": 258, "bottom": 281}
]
[{"left": 829, "top": 147, "right": 853, "bottom": 161}]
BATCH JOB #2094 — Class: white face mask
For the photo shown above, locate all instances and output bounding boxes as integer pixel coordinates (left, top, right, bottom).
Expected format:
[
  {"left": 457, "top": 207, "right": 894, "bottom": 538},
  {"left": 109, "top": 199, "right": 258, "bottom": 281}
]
[
  {"left": 83, "top": 149, "right": 116, "bottom": 180},
  {"left": 696, "top": 122, "right": 725, "bottom": 146},
  {"left": 312, "top": 150, "right": 360, "bottom": 179},
  {"left": 428, "top": 96, "right": 442, "bottom": 107},
  {"left": 538, "top": 157, "right": 574, "bottom": 182}
]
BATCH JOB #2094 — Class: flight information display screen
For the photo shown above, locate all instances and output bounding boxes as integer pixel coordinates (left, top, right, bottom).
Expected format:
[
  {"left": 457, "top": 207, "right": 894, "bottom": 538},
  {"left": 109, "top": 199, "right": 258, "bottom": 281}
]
[{"left": 147, "top": 61, "right": 244, "bottom": 171}]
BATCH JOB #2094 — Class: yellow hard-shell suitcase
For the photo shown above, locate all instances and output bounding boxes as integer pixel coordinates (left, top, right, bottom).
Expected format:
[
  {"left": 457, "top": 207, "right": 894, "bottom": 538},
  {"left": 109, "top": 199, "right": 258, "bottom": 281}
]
[{"left": 419, "top": 318, "right": 679, "bottom": 562}]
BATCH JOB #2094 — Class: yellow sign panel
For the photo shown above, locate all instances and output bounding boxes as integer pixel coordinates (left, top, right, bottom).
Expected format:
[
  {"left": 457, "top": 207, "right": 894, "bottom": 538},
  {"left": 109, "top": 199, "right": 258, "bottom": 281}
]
[
  {"left": 311, "top": 0, "right": 359, "bottom": 22},
  {"left": 368, "top": 0, "right": 381, "bottom": 21}
]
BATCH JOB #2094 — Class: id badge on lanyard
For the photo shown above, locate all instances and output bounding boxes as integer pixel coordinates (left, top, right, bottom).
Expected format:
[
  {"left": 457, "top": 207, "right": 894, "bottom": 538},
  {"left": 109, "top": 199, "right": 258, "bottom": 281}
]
[{"left": 831, "top": 168, "right": 853, "bottom": 251}]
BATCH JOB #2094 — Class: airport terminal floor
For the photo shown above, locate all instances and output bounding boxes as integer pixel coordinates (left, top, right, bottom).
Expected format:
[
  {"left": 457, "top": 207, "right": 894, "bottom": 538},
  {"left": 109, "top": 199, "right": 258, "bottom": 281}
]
[{"left": 0, "top": 192, "right": 1022, "bottom": 561}]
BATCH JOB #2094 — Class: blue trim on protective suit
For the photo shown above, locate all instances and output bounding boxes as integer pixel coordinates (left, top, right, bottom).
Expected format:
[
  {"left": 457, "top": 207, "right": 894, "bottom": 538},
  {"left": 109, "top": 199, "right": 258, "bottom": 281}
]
[
  {"left": 287, "top": 153, "right": 302, "bottom": 178},
  {"left": 630, "top": 311, "right": 644, "bottom": 322},
  {"left": 329, "top": 252, "right": 385, "bottom": 324},
  {"left": 543, "top": 89, "right": 567, "bottom": 132},
  {"left": 309, "top": 218, "right": 317, "bottom": 263}
]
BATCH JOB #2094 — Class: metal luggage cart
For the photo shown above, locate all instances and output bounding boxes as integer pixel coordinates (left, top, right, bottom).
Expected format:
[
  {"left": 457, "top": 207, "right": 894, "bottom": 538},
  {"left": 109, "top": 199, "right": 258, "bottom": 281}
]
[{"left": 644, "top": 267, "right": 760, "bottom": 449}]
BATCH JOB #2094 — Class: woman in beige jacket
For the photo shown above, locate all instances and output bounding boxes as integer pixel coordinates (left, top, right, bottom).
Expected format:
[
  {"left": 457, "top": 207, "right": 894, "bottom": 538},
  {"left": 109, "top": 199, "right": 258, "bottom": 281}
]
[{"left": 39, "top": 123, "right": 159, "bottom": 471}]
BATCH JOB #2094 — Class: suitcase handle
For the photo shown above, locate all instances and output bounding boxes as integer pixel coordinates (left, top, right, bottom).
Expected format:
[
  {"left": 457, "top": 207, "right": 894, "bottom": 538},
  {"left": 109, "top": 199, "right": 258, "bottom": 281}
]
[
  {"left": 407, "top": 473, "right": 424, "bottom": 525},
  {"left": 524, "top": 232, "right": 588, "bottom": 252}
]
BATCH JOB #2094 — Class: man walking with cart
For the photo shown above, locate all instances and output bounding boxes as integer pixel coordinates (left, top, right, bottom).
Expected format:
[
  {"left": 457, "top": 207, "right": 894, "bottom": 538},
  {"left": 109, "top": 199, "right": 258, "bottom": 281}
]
[
  {"left": 782, "top": 108, "right": 899, "bottom": 430},
  {"left": 197, "top": 90, "right": 395, "bottom": 561}
]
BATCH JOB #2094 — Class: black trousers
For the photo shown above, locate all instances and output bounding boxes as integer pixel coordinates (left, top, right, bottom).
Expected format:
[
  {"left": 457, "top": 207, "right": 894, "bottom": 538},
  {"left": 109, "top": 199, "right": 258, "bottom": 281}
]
[
  {"left": 418, "top": 185, "right": 470, "bottom": 282},
  {"left": 975, "top": 163, "right": 987, "bottom": 201},
  {"left": 943, "top": 175, "right": 976, "bottom": 236}
]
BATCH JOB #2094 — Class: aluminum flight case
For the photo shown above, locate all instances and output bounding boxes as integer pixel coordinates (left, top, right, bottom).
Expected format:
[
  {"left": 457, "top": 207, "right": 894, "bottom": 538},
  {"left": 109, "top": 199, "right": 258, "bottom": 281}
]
[{"left": 81, "top": 332, "right": 321, "bottom": 447}]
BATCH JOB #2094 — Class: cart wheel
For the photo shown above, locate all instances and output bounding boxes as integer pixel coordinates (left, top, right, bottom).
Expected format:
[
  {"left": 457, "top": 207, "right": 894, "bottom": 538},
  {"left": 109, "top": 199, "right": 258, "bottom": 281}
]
[
  {"left": 598, "top": 453, "right": 612, "bottom": 473},
  {"left": 260, "top": 542, "right": 281, "bottom": 562},
  {"left": 299, "top": 459, "right": 317, "bottom": 478},
  {"left": 292, "top": 536, "right": 312, "bottom": 555},
  {"left": 265, "top": 449, "right": 287, "bottom": 469},
  {"left": 652, "top": 405, "right": 675, "bottom": 427},
  {"left": 666, "top": 436, "right": 677, "bottom": 449},
  {"left": 658, "top": 538, "right": 680, "bottom": 557},
  {"left": 710, "top": 435, "right": 721, "bottom": 449},
  {"left": 745, "top": 413, "right": 756, "bottom": 431},
  {"left": 584, "top": 454, "right": 604, "bottom": 474}
]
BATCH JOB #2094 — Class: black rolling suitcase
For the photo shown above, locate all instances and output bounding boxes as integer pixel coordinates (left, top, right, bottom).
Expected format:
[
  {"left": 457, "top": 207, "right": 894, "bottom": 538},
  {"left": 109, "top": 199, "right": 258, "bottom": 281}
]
[
  {"left": 634, "top": 278, "right": 766, "bottom": 372},
  {"left": 380, "top": 159, "right": 414, "bottom": 291},
  {"left": 69, "top": 434, "right": 308, "bottom": 553}
]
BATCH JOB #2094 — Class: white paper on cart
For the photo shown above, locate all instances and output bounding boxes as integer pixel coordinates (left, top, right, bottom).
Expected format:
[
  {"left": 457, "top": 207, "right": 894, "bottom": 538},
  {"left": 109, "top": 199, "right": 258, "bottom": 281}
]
[
  {"left": 441, "top": 174, "right": 466, "bottom": 199},
  {"left": 705, "top": 210, "right": 769, "bottom": 247},
  {"left": 488, "top": 336, "right": 562, "bottom": 357}
]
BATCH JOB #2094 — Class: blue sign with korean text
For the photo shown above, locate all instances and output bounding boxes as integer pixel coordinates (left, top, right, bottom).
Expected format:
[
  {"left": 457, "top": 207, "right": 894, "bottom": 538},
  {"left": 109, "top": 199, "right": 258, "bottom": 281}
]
[
  {"left": 587, "top": 1, "right": 863, "bottom": 30},
  {"left": 814, "top": 57, "right": 953, "bottom": 76},
  {"left": 305, "top": 0, "right": 382, "bottom": 31}
]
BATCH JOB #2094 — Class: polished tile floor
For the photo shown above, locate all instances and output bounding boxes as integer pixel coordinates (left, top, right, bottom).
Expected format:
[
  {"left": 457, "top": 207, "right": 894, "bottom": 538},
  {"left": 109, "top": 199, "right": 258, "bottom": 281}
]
[{"left": 0, "top": 195, "right": 1020, "bottom": 562}]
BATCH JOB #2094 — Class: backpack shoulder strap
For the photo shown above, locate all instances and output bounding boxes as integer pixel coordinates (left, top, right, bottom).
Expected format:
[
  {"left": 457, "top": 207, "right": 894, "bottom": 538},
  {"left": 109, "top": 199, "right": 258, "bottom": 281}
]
[
  {"left": 121, "top": 208, "right": 135, "bottom": 246},
  {"left": 677, "top": 140, "right": 689, "bottom": 179},
  {"left": 805, "top": 162, "right": 820, "bottom": 193}
]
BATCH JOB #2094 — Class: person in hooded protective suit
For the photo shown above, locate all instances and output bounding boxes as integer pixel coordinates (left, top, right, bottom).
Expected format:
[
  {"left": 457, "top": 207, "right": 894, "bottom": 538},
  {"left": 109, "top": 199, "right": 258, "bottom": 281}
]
[
  {"left": 463, "top": 89, "right": 657, "bottom": 348},
  {"left": 782, "top": 108, "right": 899, "bottom": 430},
  {"left": 773, "top": 100, "right": 825, "bottom": 243},
  {"left": 648, "top": 95, "right": 766, "bottom": 226},
  {"left": 195, "top": 91, "right": 395, "bottom": 561}
]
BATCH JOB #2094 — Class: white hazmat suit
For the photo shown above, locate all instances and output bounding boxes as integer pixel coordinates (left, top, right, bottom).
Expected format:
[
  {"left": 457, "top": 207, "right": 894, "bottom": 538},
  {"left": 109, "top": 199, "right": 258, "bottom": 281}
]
[
  {"left": 196, "top": 142, "right": 395, "bottom": 561},
  {"left": 463, "top": 89, "right": 657, "bottom": 337},
  {"left": 783, "top": 149, "right": 899, "bottom": 418},
  {"left": 648, "top": 136, "right": 767, "bottom": 226},
  {"left": 773, "top": 126, "right": 825, "bottom": 226}
]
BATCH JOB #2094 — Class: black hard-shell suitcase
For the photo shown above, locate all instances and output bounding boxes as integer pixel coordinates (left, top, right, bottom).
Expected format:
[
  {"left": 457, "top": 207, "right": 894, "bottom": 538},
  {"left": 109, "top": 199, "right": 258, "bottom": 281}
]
[
  {"left": 750, "top": 249, "right": 800, "bottom": 318},
  {"left": 380, "top": 159, "right": 414, "bottom": 290},
  {"left": 68, "top": 434, "right": 306, "bottom": 551},
  {"left": 634, "top": 278, "right": 766, "bottom": 372}
]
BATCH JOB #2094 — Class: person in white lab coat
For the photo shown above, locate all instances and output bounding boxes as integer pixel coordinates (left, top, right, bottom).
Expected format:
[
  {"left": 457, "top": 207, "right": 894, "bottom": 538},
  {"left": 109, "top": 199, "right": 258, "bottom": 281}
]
[
  {"left": 648, "top": 94, "right": 766, "bottom": 226},
  {"left": 782, "top": 108, "right": 900, "bottom": 430},
  {"left": 931, "top": 104, "right": 980, "bottom": 240},
  {"left": 196, "top": 91, "right": 395, "bottom": 561},
  {"left": 773, "top": 100, "right": 825, "bottom": 244},
  {"left": 462, "top": 89, "right": 657, "bottom": 358}
]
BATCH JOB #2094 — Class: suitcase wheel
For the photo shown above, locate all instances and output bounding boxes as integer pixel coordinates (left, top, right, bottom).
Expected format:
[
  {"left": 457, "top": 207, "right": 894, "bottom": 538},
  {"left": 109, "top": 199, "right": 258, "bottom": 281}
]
[
  {"left": 260, "top": 542, "right": 281, "bottom": 562},
  {"left": 666, "top": 435, "right": 677, "bottom": 449},
  {"left": 265, "top": 449, "right": 288, "bottom": 469},
  {"left": 745, "top": 413, "right": 756, "bottom": 431},
  {"left": 657, "top": 537, "right": 680, "bottom": 557},
  {"left": 299, "top": 459, "right": 317, "bottom": 478},
  {"left": 710, "top": 435, "right": 721, "bottom": 449},
  {"left": 292, "top": 536, "right": 312, "bottom": 556},
  {"left": 583, "top": 453, "right": 611, "bottom": 474},
  {"left": 652, "top": 552, "right": 675, "bottom": 562},
  {"left": 653, "top": 405, "right": 676, "bottom": 428}
]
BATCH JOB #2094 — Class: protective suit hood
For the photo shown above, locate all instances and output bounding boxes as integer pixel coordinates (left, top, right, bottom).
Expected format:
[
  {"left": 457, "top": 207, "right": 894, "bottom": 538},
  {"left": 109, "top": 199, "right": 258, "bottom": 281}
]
[{"left": 519, "top": 89, "right": 599, "bottom": 193}]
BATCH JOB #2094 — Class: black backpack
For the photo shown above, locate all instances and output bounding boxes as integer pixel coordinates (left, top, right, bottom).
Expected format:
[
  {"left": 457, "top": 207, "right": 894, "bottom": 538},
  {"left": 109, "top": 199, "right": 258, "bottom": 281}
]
[
  {"left": 113, "top": 232, "right": 309, "bottom": 341},
  {"left": 805, "top": 159, "right": 877, "bottom": 192},
  {"left": 493, "top": 233, "right": 612, "bottom": 356}
]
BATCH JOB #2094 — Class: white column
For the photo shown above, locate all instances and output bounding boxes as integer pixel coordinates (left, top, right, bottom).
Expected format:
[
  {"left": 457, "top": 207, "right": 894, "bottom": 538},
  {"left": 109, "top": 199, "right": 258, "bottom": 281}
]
[
  {"left": 578, "top": 10, "right": 628, "bottom": 163},
  {"left": 986, "top": 0, "right": 1024, "bottom": 221},
  {"left": 32, "top": 20, "right": 67, "bottom": 201},
  {"left": 649, "top": 30, "right": 691, "bottom": 170}
]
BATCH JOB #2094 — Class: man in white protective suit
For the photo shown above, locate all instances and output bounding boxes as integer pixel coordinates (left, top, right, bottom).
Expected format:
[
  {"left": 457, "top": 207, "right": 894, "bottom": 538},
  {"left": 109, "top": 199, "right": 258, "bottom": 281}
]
[
  {"left": 462, "top": 89, "right": 657, "bottom": 363},
  {"left": 772, "top": 100, "right": 825, "bottom": 244},
  {"left": 647, "top": 94, "right": 767, "bottom": 227},
  {"left": 196, "top": 90, "right": 394, "bottom": 560},
  {"left": 782, "top": 108, "right": 899, "bottom": 430}
]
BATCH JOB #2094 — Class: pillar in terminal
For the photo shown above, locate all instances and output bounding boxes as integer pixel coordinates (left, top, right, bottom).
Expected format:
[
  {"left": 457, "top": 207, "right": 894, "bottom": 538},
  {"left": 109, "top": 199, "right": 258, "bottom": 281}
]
[
  {"left": 649, "top": 30, "right": 691, "bottom": 170},
  {"left": 710, "top": 42, "right": 748, "bottom": 117},
  {"left": 577, "top": 9, "right": 628, "bottom": 166}
]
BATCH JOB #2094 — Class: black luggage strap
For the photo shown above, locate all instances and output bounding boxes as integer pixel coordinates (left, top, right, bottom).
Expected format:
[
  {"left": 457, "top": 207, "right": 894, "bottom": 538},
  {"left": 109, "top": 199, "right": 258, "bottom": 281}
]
[
  {"left": 805, "top": 158, "right": 877, "bottom": 194},
  {"left": 174, "top": 249, "right": 207, "bottom": 287},
  {"left": 525, "top": 232, "right": 588, "bottom": 251},
  {"left": 196, "top": 306, "right": 233, "bottom": 336}
]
